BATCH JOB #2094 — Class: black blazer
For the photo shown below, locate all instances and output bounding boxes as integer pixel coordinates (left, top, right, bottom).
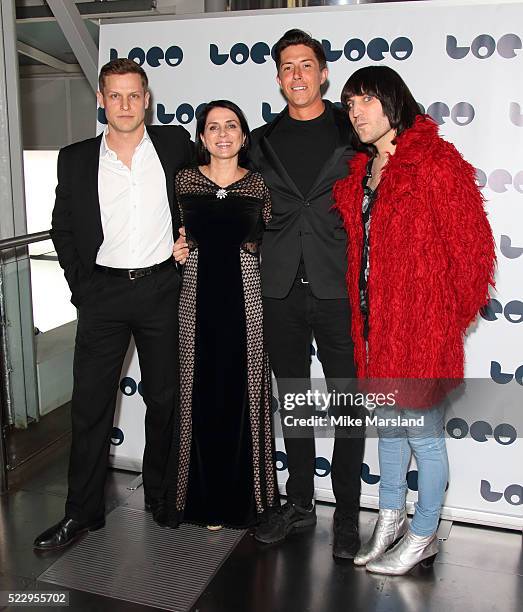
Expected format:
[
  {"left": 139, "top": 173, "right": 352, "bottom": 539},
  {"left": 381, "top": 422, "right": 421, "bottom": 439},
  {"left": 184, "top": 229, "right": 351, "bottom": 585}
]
[
  {"left": 250, "top": 100, "right": 354, "bottom": 299},
  {"left": 50, "top": 125, "right": 193, "bottom": 306}
]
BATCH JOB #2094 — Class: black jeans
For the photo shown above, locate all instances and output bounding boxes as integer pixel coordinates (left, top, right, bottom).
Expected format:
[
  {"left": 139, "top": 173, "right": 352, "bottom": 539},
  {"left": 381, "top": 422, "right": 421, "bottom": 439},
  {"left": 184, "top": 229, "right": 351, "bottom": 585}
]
[
  {"left": 264, "top": 277, "right": 364, "bottom": 521},
  {"left": 65, "top": 265, "right": 180, "bottom": 523}
]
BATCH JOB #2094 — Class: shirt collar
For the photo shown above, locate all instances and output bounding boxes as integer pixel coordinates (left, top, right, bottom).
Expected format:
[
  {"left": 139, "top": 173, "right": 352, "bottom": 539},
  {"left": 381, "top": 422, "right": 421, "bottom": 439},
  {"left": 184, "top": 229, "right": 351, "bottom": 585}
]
[{"left": 100, "top": 126, "right": 150, "bottom": 160}]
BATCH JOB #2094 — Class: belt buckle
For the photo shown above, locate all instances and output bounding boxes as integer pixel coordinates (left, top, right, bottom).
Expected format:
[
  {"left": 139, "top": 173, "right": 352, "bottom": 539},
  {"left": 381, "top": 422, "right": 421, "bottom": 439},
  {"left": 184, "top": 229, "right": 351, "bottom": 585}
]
[{"left": 128, "top": 269, "right": 143, "bottom": 280}]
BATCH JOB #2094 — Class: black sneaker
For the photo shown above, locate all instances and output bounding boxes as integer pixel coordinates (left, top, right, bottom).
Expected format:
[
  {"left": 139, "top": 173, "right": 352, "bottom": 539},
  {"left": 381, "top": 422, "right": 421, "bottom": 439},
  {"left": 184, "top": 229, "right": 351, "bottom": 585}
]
[
  {"left": 255, "top": 502, "right": 317, "bottom": 544},
  {"left": 332, "top": 516, "right": 360, "bottom": 559}
]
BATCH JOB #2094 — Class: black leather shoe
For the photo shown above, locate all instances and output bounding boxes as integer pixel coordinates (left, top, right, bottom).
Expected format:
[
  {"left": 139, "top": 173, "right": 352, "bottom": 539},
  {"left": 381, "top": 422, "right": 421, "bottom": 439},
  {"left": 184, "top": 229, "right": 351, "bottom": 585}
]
[
  {"left": 333, "top": 517, "right": 360, "bottom": 559},
  {"left": 255, "top": 502, "right": 317, "bottom": 544},
  {"left": 33, "top": 517, "right": 105, "bottom": 552}
]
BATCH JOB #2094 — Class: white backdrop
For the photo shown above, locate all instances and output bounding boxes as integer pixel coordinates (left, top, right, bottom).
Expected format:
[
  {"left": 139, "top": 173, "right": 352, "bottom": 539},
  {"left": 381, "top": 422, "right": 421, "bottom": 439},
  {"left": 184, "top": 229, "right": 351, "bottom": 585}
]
[{"left": 100, "top": 0, "right": 523, "bottom": 529}]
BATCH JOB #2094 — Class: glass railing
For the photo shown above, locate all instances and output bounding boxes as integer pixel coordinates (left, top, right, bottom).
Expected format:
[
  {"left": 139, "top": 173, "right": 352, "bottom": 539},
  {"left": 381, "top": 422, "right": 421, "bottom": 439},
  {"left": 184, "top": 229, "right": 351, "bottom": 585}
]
[{"left": 0, "top": 230, "right": 76, "bottom": 492}]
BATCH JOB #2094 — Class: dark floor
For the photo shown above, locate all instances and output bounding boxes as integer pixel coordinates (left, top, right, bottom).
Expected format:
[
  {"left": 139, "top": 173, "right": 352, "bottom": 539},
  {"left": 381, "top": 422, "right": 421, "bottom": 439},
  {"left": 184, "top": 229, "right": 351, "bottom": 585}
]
[
  {"left": 1, "top": 423, "right": 522, "bottom": 612},
  {"left": 6, "top": 403, "right": 71, "bottom": 472}
]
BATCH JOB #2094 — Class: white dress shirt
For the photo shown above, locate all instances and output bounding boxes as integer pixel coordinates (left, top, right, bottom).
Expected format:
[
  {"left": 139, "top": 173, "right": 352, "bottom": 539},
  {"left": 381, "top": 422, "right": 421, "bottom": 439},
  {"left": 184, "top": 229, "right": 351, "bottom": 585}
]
[{"left": 96, "top": 128, "right": 173, "bottom": 268}]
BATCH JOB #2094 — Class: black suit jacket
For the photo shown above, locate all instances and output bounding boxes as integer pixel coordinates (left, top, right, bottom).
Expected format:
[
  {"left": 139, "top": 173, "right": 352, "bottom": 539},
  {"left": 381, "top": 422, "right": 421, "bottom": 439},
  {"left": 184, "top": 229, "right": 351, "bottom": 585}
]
[
  {"left": 250, "top": 100, "right": 354, "bottom": 299},
  {"left": 50, "top": 125, "right": 193, "bottom": 306}
]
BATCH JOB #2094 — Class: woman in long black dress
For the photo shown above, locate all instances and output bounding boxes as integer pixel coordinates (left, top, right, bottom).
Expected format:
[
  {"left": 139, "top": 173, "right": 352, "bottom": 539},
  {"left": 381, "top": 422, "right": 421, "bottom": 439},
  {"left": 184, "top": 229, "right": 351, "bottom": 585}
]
[{"left": 162, "top": 100, "right": 278, "bottom": 529}]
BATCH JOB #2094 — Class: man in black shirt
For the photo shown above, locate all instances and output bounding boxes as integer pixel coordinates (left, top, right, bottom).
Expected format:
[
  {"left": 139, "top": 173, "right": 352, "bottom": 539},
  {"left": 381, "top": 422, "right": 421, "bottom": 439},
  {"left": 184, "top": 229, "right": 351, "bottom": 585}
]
[
  {"left": 173, "top": 29, "right": 362, "bottom": 557},
  {"left": 249, "top": 29, "right": 364, "bottom": 558}
]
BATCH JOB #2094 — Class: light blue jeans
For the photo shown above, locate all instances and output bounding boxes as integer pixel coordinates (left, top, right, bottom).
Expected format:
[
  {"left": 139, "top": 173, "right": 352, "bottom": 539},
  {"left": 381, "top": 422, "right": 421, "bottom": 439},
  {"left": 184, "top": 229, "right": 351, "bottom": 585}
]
[{"left": 376, "top": 404, "right": 449, "bottom": 536}]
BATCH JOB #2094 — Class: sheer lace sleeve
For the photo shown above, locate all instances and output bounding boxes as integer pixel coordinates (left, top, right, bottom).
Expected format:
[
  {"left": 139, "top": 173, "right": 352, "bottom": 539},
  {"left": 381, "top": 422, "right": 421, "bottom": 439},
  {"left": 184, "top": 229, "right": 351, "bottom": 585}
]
[
  {"left": 262, "top": 182, "right": 272, "bottom": 226},
  {"left": 240, "top": 172, "right": 270, "bottom": 256},
  {"left": 175, "top": 174, "right": 184, "bottom": 226},
  {"left": 241, "top": 241, "right": 260, "bottom": 254},
  {"left": 175, "top": 169, "right": 198, "bottom": 251}
]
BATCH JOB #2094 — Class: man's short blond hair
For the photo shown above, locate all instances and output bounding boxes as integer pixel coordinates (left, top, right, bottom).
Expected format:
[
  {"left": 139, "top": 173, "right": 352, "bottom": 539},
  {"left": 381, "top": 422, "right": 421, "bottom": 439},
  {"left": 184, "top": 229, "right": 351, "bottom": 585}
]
[{"left": 98, "top": 58, "right": 148, "bottom": 92}]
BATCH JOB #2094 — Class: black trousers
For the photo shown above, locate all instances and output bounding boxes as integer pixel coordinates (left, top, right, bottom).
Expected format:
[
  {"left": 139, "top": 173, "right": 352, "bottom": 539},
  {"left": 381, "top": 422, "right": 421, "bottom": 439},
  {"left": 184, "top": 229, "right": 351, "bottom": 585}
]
[
  {"left": 65, "top": 265, "right": 180, "bottom": 523},
  {"left": 263, "top": 278, "right": 364, "bottom": 521}
]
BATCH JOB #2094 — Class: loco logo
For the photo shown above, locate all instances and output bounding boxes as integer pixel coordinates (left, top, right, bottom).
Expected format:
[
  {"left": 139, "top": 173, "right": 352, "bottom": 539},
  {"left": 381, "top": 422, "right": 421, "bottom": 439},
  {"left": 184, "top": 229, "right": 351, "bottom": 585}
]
[
  {"left": 276, "top": 453, "right": 426, "bottom": 491},
  {"left": 275, "top": 450, "right": 287, "bottom": 471},
  {"left": 421, "top": 101, "right": 475, "bottom": 126},
  {"left": 475, "top": 169, "right": 523, "bottom": 193},
  {"left": 480, "top": 480, "right": 522, "bottom": 505},
  {"left": 262, "top": 101, "right": 343, "bottom": 124},
  {"left": 276, "top": 452, "right": 333, "bottom": 477},
  {"left": 262, "top": 103, "right": 282, "bottom": 123},
  {"left": 315, "top": 457, "right": 331, "bottom": 477},
  {"left": 490, "top": 362, "right": 523, "bottom": 385},
  {"left": 446, "top": 34, "right": 522, "bottom": 59},
  {"left": 361, "top": 463, "right": 380, "bottom": 485},
  {"left": 446, "top": 418, "right": 517, "bottom": 445},
  {"left": 360, "top": 463, "right": 426, "bottom": 492},
  {"left": 509, "top": 102, "right": 523, "bottom": 127},
  {"left": 310, "top": 342, "right": 323, "bottom": 364},
  {"left": 210, "top": 41, "right": 272, "bottom": 65},
  {"left": 110, "top": 427, "right": 124, "bottom": 446},
  {"left": 499, "top": 235, "right": 523, "bottom": 259},
  {"left": 109, "top": 45, "right": 183, "bottom": 67},
  {"left": 157, "top": 102, "right": 207, "bottom": 125},
  {"left": 100, "top": 103, "right": 208, "bottom": 127},
  {"left": 481, "top": 299, "right": 523, "bottom": 323},
  {"left": 210, "top": 37, "right": 413, "bottom": 65},
  {"left": 119, "top": 376, "right": 143, "bottom": 397},
  {"left": 98, "top": 107, "right": 107, "bottom": 124},
  {"left": 320, "top": 37, "right": 413, "bottom": 62}
]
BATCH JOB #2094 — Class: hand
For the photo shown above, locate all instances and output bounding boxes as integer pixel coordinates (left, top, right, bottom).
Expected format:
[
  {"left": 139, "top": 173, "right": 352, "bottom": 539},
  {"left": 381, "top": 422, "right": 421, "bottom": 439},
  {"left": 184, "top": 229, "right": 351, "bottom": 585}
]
[{"left": 173, "top": 226, "right": 189, "bottom": 264}]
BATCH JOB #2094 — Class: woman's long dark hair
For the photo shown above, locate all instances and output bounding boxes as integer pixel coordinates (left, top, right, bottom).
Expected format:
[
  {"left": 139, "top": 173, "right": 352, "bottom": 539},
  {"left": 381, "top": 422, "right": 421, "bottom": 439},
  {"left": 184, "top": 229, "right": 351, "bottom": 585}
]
[
  {"left": 195, "top": 100, "right": 251, "bottom": 166},
  {"left": 340, "top": 65, "right": 422, "bottom": 155}
]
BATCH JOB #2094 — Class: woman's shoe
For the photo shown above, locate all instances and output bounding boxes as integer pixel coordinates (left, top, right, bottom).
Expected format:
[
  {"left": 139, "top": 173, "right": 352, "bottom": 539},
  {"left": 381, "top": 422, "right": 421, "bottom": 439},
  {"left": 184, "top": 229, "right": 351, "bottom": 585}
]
[
  {"left": 365, "top": 529, "right": 438, "bottom": 575},
  {"left": 207, "top": 525, "right": 223, "bottom": 531},
  {"left": 353, "top": 508, "right": 408, "bottom": 566}
]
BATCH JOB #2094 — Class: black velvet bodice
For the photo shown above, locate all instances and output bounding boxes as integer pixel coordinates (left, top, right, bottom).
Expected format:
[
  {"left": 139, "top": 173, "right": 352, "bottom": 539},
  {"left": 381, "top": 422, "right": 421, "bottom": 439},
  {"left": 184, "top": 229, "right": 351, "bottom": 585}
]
[{"left": 176, "top": 167, "right": 271, "bottom": 255}]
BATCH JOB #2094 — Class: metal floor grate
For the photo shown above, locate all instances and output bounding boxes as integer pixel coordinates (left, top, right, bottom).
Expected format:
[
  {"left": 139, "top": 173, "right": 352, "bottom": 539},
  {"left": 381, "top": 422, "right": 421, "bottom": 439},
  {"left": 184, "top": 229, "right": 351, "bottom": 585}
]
[{"left": 38, "top": 507, "right": 246, "bottom": 611}]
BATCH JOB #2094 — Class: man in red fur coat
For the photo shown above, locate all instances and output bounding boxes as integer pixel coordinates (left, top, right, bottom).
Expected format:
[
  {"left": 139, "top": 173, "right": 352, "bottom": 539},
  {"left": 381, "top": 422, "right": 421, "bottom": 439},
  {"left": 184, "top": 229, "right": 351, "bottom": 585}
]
[{"left": 333, "top": 66, "right": 495, "bottom": 575}]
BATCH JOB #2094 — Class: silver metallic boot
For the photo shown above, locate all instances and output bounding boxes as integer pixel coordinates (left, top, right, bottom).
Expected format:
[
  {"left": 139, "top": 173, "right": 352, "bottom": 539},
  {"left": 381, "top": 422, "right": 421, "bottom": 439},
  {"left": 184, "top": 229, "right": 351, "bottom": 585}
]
[
  {"left": 354, "top": 509, "right": 408, "bottom": 566},
  {"left": 366, "top": 529, "right": 439, "bottom": 575}
]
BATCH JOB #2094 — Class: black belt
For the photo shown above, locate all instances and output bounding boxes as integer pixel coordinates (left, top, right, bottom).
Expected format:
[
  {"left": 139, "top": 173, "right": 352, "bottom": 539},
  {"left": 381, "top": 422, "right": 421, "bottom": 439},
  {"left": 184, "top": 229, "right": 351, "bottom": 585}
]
[{"left": 94, "top": 257, "right": 173, "bottom": 280}]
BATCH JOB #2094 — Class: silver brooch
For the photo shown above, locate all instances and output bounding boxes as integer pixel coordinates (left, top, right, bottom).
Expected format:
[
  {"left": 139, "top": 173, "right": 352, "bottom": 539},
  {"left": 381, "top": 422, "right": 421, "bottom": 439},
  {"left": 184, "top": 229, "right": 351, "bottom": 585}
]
[{"left": 216, "top": 188, "right": 228, "bottom": 199}]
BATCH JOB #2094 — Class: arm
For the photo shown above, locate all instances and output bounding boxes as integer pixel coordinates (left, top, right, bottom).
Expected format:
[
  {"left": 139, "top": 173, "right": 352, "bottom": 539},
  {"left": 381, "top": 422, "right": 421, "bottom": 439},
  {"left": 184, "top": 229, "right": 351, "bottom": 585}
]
[
  {"left": 262, "top": 182, "right": 272, "bottom": 226},
  {"left": 172, "top": 170, "right": 189, "bottom": 264},
  {"left": 428, "top": 143, "right": 496, "bottom": 330},
  {"left": 170, "top": 127, "right": 194, "bottom": 235},
  {"left": 240, "top": 177, "right": 271, "bottom": 256},
  {"left": 49, "top": 148, "right": 85, "bottom": 292},
  {"left": 173, "top": 227, "right": 188, "bottom": 264}
]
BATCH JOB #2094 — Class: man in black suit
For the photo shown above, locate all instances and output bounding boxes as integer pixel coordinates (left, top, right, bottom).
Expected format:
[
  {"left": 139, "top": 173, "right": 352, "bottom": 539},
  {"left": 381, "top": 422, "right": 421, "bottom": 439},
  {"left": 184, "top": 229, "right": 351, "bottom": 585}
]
[
  {"left": 249, "top": 30, "right": 364, "bottom": 557},
  {"left": 173, "top": 29, "right": 363, "bottom": 556},
  {"left": 34, "top": 59, "right": 192, "bottom": 551}
]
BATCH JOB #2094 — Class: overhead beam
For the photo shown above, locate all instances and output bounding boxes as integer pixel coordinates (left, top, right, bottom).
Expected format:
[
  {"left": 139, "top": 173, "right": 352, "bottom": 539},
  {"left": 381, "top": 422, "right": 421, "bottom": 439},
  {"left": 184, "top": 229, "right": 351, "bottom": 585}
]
[
  {"left": 46, "top": 0, "right": 98, "bottom": 92},
  {"left": 17, "top": 40, "right": 79, "bottom": 72},
  {"left": 16, "top": 0, "right": 156, "bottom": 23},
  {"left": 19, "top": 63, "right": 83, "bottom": 77}
]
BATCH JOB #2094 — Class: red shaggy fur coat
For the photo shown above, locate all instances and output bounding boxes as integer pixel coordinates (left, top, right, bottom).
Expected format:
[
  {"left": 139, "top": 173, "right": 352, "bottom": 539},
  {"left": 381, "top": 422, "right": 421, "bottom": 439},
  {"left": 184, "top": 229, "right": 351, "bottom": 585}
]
[{"left": 333, "top": 115, "right": 495, "bottom": 405}]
